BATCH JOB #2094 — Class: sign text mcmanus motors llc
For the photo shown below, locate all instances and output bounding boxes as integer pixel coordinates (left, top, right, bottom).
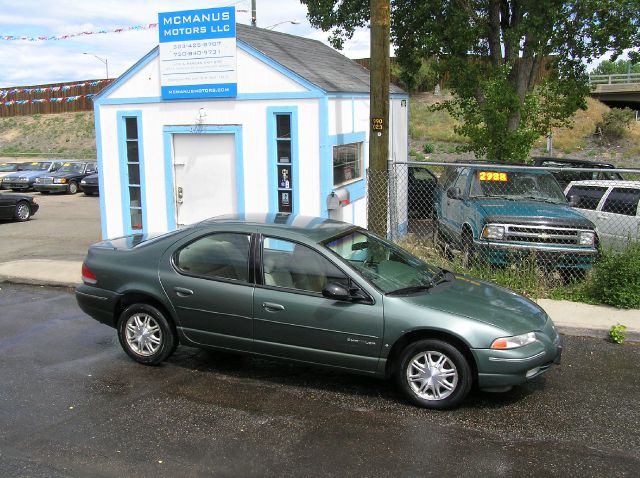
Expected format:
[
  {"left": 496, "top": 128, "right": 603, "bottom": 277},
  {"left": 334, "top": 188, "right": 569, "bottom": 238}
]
[{"left": 161, "top": 10, "right": 232, "bottom": 37}]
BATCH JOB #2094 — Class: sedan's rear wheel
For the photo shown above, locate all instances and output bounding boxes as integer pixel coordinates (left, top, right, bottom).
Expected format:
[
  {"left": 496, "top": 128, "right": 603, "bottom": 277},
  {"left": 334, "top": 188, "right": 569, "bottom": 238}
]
[
  {"left": 397, "top": 339, "right": 472, "bottom": 409},
  {"left": 14, "top": 201, "right": 31, "bottom": 222},
  {"left": 117, "top": 303, "right": 176, "bottom": 365}
]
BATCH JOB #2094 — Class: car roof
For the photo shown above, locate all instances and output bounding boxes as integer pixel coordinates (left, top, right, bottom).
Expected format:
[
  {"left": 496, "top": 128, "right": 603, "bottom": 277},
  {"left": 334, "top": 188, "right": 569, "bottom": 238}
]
[
  {"left": 533, "top": 157, "right": 616, "bottom": 167},
  {"left": 198, "top": 214, "right": 358, "bottom": 242},
  {"left": 566, "top": 180, "right": 640, "bottom": 189}
]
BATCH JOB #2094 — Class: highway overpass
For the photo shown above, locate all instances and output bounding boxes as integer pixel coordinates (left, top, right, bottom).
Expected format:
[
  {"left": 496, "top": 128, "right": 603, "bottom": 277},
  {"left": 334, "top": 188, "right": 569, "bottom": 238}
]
[{"left": 589, "top": 74, "right": 640, "bottom": 110}]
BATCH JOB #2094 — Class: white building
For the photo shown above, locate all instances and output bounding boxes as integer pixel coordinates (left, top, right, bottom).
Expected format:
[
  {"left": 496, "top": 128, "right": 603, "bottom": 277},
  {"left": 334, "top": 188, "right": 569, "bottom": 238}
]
[{"left": 94, "top": 24, "right": 408, "bottom": 239}]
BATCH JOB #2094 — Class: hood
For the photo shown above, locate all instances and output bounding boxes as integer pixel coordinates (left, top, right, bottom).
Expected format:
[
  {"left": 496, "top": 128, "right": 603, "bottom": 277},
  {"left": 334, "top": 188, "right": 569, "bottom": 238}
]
[
  {"left": 400, "top": 275, "right": 548, "bottom": 334},
  {"left": 475, "top": 198, "right": 594, "bottom": 228},
  {"left": 82, "top": 173, "right": 99, "bottom": 183},
  {"left": 43, "top": 170, "right": 84, "bottom": 179},
  {"left": 3, "top": 170, "right": 47, "bottom": 180}
]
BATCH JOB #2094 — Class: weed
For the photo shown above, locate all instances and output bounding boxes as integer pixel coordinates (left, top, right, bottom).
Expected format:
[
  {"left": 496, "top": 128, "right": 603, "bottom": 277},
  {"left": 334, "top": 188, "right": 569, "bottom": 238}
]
[{"left": 609, "top": 323, "right": 627, "bottom": 344}]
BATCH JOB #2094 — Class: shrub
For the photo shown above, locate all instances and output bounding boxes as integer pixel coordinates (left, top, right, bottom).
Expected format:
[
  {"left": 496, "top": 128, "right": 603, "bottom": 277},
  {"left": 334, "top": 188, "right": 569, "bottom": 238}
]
[
  {"left": 596, "top": 107, "right": 635, "bottom": 140},
  {"left": 590, "top": 245, "right": 640, "bottom": 308},
  {"left": 609, "top": 324, "right": 627, "bottom": 344},
  {"left": 423, "top": 142, "right": 435, "bottom": 154}
]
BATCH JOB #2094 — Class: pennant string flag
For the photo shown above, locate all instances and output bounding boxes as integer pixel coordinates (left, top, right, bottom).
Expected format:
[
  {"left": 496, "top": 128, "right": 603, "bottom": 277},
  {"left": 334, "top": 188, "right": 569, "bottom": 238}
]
[
  {"left": 0, "top": 80, "right": 109, "bottom": 98},
  {"left": 3, "top": 94, "right": 96, "bottom": 107},
  {"left": 0, "top": 23, "right": 158, "bottom": 42}
]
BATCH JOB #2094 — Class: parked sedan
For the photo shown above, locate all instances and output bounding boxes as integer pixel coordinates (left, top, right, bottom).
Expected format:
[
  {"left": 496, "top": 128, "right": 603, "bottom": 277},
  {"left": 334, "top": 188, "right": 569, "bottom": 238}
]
[
  {"left": 79, "top": 172, "right": 100, "bottom": 196},
  {"left": 1, "top": 160, "right": 63, "bottom": 191},
  {"left": 0, "top": 162, "right": 25, "bottom": 180},
  {"left": 34, "top": 161, "right": 97, "bottom": 194},
  {"left": 0, "top": 193, "right": 39, "bottom": 222},
  {"left": 76, "top": 214, "right": 562, "bottom": 409}
]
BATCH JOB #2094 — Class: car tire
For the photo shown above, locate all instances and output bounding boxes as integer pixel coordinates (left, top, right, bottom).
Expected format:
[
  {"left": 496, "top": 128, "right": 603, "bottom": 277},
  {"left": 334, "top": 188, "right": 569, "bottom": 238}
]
[
  {"left": 117, "top": 303, "right": 177, "bottom": 365},
  {"left": 68, "top": 181, "right": 78, "bottom": 194},
  {"left": 14, "top": 201, "right": 31, "bottom": 222},
  {"left": 397, "top": 339, "right": 472, "bottom": 410}
]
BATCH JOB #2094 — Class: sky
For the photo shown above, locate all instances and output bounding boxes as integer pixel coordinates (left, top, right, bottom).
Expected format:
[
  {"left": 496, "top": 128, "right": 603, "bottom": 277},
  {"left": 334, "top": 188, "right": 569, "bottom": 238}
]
[{"left": 0, "top": 0, "right": 372, "bottom": 88}]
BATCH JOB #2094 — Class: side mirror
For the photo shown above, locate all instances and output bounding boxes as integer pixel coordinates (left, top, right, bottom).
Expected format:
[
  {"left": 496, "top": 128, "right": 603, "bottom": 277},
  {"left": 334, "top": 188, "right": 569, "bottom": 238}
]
[
  {"left": 446, "top": 187, "right": 462, "bottom": 200},
  {"left": 322, "top": 282, "right": 351, "bottom": 301},
  {"left": 568, "top": 195, "right": 579, "bottom": 207}
]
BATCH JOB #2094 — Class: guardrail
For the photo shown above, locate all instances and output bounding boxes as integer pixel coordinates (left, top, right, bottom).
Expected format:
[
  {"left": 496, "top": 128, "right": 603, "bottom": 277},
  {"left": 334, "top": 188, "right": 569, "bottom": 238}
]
[{"left": 589, "top": 73, "right": 640, "bottom": 85}]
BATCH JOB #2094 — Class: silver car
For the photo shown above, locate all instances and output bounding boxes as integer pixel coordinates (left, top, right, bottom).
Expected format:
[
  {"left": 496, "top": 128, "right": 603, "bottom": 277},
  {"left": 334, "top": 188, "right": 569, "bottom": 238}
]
[{"left": 565, "top": 180, "right": 640, "bottom": 251}]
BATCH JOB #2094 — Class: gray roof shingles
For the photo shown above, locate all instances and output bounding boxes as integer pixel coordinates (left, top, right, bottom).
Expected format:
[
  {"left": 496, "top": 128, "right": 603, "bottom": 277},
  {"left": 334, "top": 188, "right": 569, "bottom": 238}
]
[{"left": 236, "top": 23, "right": 404, "bottom": 94}]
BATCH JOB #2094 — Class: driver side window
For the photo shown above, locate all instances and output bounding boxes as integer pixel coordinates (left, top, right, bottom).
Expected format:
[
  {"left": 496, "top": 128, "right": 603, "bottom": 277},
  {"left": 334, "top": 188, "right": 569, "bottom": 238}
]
[{"left": 262, "top": 238, "right": 348, "bottom": 293}]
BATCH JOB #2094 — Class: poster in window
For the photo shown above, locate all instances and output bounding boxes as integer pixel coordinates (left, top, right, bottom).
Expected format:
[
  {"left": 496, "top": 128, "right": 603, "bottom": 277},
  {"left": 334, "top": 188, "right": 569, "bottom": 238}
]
[
  {"left": 278, "top": 191, "right": 292, "bottom": 213},
  {"left": 278, "top": 165, "right": 292, "bottom": 189}
]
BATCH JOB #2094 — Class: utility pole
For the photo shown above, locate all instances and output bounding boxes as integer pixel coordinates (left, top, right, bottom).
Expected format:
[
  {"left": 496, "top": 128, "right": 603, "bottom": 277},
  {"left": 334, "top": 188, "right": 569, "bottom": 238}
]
[
  {"left": 368, "top": 0, "right": 390, "bottom": 235},
  {"left": 251, "top": 0, "right": 257, "bottom": 27}
]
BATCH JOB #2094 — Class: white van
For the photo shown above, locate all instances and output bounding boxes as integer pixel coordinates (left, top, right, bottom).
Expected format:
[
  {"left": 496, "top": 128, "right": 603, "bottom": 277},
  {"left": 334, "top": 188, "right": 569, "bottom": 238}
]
[{"left": 565, "top": 180, "right": 640, "bottom": 252}]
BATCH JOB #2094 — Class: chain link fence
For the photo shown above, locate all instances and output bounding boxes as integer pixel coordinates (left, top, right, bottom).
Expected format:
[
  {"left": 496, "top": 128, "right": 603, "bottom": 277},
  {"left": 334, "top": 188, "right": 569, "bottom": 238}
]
[{"left": 368, "top": 161, "right": 640, "bottom": 283}]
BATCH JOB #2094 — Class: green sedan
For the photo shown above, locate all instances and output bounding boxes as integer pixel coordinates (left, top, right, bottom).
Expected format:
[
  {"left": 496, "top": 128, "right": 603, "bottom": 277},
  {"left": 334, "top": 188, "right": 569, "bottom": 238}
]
[{"left": 76, "top": 214, "right": 562, "bottom": 409}]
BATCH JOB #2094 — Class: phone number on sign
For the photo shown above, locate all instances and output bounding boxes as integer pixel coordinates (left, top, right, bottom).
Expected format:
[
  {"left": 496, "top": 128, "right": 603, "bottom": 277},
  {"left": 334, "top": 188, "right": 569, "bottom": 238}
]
[
  {"left": 173, "top": 42, "right": 222, "bottom": 49},
  {"left": 173, "top": 50, "right": 220, "bottom": 58}
]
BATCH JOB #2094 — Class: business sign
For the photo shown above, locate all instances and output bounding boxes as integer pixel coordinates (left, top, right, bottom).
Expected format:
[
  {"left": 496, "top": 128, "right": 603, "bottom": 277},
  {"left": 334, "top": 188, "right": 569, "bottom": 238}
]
[{"left": 158, "top": 7, "right": 236, "bottom": 99}]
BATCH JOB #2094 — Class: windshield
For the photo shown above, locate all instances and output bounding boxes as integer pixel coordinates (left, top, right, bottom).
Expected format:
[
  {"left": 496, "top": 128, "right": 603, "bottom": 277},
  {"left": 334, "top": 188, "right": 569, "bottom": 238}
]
[
  {"left": 324, "top": 230, "right": 442, "bottom": 294},
  {"left": 58, "top": 162, "right": 84, "bottom": 173},
  {"left": 21, "top": 162, "right": 52, "bottom": 171},
  {"left": 0, "top": 163, "right": 18, "bottom": 172},
  {"left": 469, "top": 170, "right": 566, "bottom": 203}
]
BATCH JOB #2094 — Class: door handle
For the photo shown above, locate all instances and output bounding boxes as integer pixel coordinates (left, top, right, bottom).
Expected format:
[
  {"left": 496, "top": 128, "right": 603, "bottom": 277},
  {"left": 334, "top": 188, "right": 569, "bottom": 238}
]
[
  {"left": 177, "top": 186, "right": 184, "bottom": 204},
  {"left": 262, "top": 302, "right": 285, "bottom": 312},
  {"left": 597, "top": 214, "right": 609, "bottom": 220},
  {"left": 174, "top": 287, "right": 193, "bottom": 297}
]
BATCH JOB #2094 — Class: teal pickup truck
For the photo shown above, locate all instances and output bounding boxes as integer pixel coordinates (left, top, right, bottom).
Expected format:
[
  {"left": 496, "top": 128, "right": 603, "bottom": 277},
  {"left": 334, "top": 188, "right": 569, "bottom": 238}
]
[{"left": 434, "top": 164, "right": 599, "bottom": 273}]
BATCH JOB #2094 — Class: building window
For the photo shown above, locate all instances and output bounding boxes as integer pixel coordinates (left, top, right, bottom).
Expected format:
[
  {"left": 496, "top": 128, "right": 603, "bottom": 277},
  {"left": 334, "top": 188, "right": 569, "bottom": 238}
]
[
  {"left": 275, "top": 113, "right": 293, "bottom": 213},
  {"left": 124, "top": 117, "right": 143, "bottom": 231},
  {"left": 333, "top": 142, "right": 363, "bottom": 187}
]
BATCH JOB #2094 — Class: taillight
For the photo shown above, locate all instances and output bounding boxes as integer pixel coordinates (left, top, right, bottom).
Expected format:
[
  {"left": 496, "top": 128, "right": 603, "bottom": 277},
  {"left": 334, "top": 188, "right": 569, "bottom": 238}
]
[{"left": 82, "top": 263, "right": 97, "bottom": 285}]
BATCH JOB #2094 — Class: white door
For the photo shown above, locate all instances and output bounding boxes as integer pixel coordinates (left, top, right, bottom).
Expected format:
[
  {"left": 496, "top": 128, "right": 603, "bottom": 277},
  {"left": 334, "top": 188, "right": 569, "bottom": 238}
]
[{"left": 173, "top": 134, "right": 237, "bottom": 226}]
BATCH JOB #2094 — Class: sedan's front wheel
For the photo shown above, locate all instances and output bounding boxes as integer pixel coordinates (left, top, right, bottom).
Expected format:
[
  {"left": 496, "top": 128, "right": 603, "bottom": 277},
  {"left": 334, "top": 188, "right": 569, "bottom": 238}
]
[
  {"left": 14, "top": 201, "right": 31, "bottom": 222},
  {"left": 397, "top": 339, "right": 472, "bottom": 409},
  {"left": 117, "top": 303, "right": 177, "bottom": 365}
]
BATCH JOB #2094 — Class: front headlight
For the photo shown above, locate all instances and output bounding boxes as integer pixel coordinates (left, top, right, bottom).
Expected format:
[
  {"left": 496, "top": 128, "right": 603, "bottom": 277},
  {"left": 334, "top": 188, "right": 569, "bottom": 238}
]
[
  {"left": 35, "top": 177, "right": 42, "bottom": 183},
  {"left": 81, "top": 180, "right": 86, "bottom": 184},
  {"left": 53, "top": 178, "right": 67, "bottom": 184},
  {"left": 482, "top": 225, "right": 505, "bottom": 240},
  {"left": 578, "top": 231, "right": 595, "bottom": 246},
  {"left": 18, "top": 177, "right": 28, "bottom": 182},
  {"left": 491, "top": 332, "right": 537, "bottom": 349}
]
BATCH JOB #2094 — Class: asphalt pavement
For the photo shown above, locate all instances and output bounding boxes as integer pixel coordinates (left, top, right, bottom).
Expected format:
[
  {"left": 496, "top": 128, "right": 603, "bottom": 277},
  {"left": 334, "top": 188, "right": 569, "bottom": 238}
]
[{"left": 0, "top": 283, "right": 639, "bottom": 477}]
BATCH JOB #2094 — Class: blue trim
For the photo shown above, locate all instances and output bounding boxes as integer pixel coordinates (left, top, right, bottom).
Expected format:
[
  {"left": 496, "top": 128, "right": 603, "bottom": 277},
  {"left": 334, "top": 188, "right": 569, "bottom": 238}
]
[
  {"left": 398, "top": 221, "right": 408, "bottom": 236},
  {"left": 95, "top": 48, "right": 159, "bottom": 103},
  {"left": 163, "top": 125, "right": 245, "bottom": 230},
  {"left": 237, "top": 41, "right": 324, "bottom": 94},
  {"left": 266, "top": 106, "right": 299, "bottom": 214},
  {"left": 93, "top": 103, "right": 108, "bottom": 239},
  {"left": 163, "top": 131, "right": 176, "bottom": 231},
  {"left": 328, "top": 92, "right": 409, "bottom": 99},
  {"left": 116, "top": 110, "right": 146, "bottom": 236},
  {"left": 319, "top": 97, "right": 330, "bottom": 218},
  {"left": 341, "top": 179, "right": 366, "bottom": 202},
  {"left": 328, "top": 132, "right": 366, "bottom": 147},
  {"left": 96, "top": 91, "right": 323, "bottom": 106}
]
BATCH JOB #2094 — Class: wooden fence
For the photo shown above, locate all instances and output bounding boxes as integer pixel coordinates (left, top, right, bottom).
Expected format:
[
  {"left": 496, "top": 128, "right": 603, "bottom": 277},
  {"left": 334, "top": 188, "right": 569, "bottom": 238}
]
[{"left": 0, "top": 78, "right": 114, "bottom": 117}]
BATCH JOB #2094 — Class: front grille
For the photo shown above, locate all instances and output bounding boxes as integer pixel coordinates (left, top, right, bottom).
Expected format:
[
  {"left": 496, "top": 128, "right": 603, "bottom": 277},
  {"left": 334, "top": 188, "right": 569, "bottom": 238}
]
[
  {"left": 506, "top": 225, "right": 580, "bottom": 244},
  {"left": 490, "top": 224, "right": 590, "bottom": 246},
  {"left": 39, "top": 177, "right": 53, "bottom": 184}
]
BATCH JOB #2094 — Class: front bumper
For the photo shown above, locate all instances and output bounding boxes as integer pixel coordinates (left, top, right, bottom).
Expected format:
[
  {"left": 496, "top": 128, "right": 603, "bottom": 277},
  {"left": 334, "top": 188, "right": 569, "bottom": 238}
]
[
  {"left": 80, "top": 184, "right": 99, "bottom": 194},
  {"left": 474, "top": 239, "right": 598, "bottom": 269},
  {"left": 1, "top": 182, "right": 32, "bottom": 190},
  {"left": 473, "top": 320, "right": 562, "bottom": 390},
  {"left": 34, "top": 183, "right": 69, "bottom": 192}
]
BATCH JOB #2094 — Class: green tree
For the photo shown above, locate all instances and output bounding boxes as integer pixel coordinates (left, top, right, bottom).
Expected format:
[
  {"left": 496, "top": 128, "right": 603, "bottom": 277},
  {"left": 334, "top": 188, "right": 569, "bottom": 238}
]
[
  {"left": 301, "top": 0, "right": 640, "bottom": 162},
  {"left": 590, "top": 59, "right": 640, "bottom": 76}
]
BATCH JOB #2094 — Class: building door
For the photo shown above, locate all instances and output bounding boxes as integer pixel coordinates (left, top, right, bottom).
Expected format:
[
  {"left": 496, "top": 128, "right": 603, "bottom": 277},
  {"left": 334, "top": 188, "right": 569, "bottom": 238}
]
[{"left": 173, "top": 133, "right": 237, "bottom": 226}]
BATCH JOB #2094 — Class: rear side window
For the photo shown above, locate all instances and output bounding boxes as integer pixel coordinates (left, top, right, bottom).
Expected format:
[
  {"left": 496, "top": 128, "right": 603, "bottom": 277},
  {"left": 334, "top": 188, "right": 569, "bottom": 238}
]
[
  {"left": 601, "top": 188, "right": 640, "bottom": 216},
  {"left": 176, "top": 233, "right": 251, "bottom": 281},
  {"left": 566, "top": 185, "right": 608, "bottom": 210}
]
